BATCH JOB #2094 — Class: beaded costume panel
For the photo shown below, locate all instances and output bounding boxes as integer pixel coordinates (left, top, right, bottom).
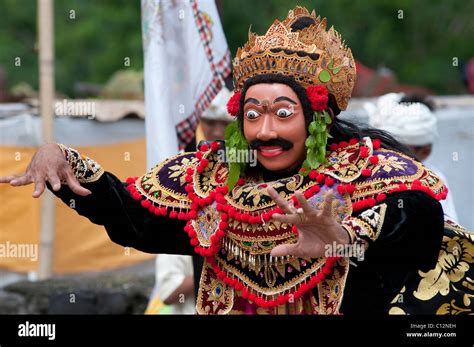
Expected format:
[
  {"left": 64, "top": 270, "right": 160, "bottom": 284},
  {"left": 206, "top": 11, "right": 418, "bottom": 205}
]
[{"left": 127, "top": 138, "right": 449, "bottom": 314}]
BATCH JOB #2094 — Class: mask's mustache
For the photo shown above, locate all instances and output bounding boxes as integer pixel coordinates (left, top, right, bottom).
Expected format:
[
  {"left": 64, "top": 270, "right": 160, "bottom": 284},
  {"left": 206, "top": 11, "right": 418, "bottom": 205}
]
[{"left": 250, "top": 138, "right": 293, "bottom": 151}]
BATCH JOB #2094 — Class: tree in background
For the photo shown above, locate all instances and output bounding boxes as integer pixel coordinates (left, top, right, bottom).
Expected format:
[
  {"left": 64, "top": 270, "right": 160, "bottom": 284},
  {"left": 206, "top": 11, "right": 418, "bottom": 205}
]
[
  {"left": 0, "top": 0, "right": 143, "bottom": 97},
  {"left": 0, "top": 0, "right": 472, "bottom": 97}
]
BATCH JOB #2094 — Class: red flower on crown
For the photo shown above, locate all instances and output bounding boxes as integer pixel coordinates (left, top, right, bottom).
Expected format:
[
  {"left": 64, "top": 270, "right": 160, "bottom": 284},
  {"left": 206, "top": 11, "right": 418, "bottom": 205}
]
[
  {"left": 227, "top": 91, "right": 241, "bottom": 117},
  {"left": 306, "top": 85, "right": 329, "bottom": 112}
]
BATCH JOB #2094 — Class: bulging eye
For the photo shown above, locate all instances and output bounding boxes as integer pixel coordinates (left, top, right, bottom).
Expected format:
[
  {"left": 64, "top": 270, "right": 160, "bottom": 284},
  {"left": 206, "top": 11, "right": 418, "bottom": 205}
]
[
  {"left": 246, "top": 110, "right": 259, "bottom": 119},
  {"left": 276, "top": 108, "right": 293, "bottom": 118}
]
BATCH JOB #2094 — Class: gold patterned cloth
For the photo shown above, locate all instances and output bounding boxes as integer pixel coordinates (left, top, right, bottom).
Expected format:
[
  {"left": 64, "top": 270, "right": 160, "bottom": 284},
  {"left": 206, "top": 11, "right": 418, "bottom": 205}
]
[
  {"left": 58, "top": 144, "right": 105, "bottom": 184},
  {"left": 389, "top": 220, "right": 473, "bottom": 315}
]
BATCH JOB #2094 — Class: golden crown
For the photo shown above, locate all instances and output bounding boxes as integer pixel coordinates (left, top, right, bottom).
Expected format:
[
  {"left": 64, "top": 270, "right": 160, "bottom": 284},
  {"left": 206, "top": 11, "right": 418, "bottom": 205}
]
[{"left": 233, "top": 7, "right": 356, "bottom": 111}]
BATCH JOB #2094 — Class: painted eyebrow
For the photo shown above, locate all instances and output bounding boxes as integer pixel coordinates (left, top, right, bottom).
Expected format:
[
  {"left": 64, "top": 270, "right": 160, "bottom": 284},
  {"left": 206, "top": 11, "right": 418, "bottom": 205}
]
[
  {"left": 244, "top": 96, "right": 297, "bottom": 106},
  {"left": 273, "top": 96, "right": 297, "bottom": 104},
  {"left": 244, "top": 98, "right": 260, "bottom": 105}
]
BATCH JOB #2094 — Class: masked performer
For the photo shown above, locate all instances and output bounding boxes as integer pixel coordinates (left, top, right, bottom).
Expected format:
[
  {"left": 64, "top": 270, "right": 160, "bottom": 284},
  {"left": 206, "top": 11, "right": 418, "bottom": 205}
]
[{"left": 1, "top": 7, "right": 472, "bottom": 315}]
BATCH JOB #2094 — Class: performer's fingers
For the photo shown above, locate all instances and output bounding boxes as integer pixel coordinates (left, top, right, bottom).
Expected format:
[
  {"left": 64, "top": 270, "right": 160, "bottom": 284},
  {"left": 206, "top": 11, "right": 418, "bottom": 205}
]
[
  {"left": 320, "top": 190, "right": 334, "bottom": 217},
  {"left": 65, "top": 172, "right": 91, "bottom": 196},
  {"left": 47, "top": 173, "right": 61, "bottom": 191},
  {"left": 32, "top": 180, "right": 46, "bottom": 198},
  {"left": 10, "top": 174, "right": 33, "bottom": 186},
  {"left": 294, "top": 191, "right": 312, "bottom": 214},
  {"left": 287, "top": 199, "right": 297, "bottom": 213},
  {"left": 267, "top": 186, "right": 293, "bottom": 214},
  {"left": 271, "top": 213, "right": 299, "bottom": 225},
  {"left": 271, "top": 243, "right": 299, "bottom": 257},
  {"left": 0, "top": 175, "right": 20, "bottom": 184}
]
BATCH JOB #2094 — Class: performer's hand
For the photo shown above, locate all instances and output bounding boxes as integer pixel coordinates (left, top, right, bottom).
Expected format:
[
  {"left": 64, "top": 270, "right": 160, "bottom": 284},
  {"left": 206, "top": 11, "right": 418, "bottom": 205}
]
[
  {"left": 0, "top": 143, "right": 91, "bottom": 198},
  {"left": 267, "top": 186, "right": 350, "bottom": 258}
]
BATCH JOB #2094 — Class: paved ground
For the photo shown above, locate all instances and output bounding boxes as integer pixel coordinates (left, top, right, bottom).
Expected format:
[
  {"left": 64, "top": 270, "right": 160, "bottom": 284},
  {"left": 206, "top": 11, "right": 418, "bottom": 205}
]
[{"left": 0, "top": 260, "right": 155, "bottom": 288}]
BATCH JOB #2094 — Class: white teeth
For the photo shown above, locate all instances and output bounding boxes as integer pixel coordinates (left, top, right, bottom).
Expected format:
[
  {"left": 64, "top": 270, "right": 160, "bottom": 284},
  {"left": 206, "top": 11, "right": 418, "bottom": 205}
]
[{"left": 261, "top": 148, "right": 282, "bottom": 153}]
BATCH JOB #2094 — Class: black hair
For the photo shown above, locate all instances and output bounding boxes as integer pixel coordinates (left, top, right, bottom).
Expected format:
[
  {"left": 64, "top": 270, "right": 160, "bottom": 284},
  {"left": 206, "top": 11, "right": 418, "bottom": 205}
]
[
  {"left": 330, "top": 118, "right": 414, "bottom": 156},
  {"left": 400, "top": 93, "right": 435, "bottom": 111}
]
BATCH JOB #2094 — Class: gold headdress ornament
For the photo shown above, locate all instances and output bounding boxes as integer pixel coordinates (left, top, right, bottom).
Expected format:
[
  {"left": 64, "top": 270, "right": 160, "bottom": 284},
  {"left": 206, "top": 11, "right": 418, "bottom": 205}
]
[{"left": 233, "top": 6, "right": 356, "bottom": 111}]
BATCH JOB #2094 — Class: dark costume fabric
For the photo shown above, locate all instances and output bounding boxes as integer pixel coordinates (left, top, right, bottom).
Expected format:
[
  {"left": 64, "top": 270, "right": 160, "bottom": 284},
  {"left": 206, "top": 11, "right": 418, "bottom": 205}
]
[{"left": 51, "top": 138, "right": 473, "bottom": 315}]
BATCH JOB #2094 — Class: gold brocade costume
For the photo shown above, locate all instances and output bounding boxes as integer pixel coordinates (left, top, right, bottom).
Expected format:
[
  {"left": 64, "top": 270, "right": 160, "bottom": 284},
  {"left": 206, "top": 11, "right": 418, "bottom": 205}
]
[
  {"left": 127, "top": 138, "right": 473, "bottom": 314},
  {"left": 389, "top": 220, "right": 473, "bottom": 315}
]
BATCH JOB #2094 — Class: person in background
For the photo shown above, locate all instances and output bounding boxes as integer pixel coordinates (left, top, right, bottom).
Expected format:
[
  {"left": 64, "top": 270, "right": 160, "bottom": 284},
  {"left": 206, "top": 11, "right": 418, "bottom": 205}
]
[
  {"left": 365, "top": 92, "right": 458, "bottom": 222},
  {"left": 145, "top": 254, "right": 195, "bottom": 314},
  {"left": 461, "top": 57, "right": 474, "bottom": 94},
  {"left": 187, "top": 87, "right": 234, "bottom": 150},
  {"left": 146, "top": 87, "right": 234, "bottom": 314}
]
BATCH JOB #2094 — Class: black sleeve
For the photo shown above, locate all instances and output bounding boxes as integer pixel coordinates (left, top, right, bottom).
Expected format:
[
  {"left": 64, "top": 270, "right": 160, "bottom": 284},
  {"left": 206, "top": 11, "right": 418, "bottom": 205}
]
[
  {"left": 341, "top": 190, "right": 444, "bottom": 314},
  {"left": 365, "top": 190, "right": 444, "bottom": 272},
  {"left": 49, "top": 172, "right": 193, "bottom": 255}
]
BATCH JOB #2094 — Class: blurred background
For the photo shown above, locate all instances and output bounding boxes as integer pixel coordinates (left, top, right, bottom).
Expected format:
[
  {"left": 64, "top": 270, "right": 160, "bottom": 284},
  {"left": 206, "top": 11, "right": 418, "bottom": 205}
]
[
  {"left": 0, "top": 0, "right": 472, "bottom": 314},
  {"left": 1, "top": 0, "right": 473, "bottom": 97}
]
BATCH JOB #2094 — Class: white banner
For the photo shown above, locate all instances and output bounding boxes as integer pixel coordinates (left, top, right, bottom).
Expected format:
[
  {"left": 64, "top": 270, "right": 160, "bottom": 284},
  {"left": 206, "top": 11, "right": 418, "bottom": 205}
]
[{"left": 142, "top": 0, "right": 230, "bottom": 168}]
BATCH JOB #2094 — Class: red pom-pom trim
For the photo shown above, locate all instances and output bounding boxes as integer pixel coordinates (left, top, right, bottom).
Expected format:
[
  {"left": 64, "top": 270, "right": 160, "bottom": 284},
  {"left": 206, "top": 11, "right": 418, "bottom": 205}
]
[
  {"left": 337, "top": 185, "right": 346, "bottom": 195},
  {"left": 316, "top": 173, "right": 325, "bottom": 183},
  {"left": 372, "top": 138, "right": 381, "bottom": 149},
  {"left": 126, "top": 177, "right": 137, "bottom": 184},
  {"left": 309, "top": 170, "right": 318, "bottom": 180},
  {"left": 141, "top": 200, "right": 151, "bottom": 209},
  {"left": 210, "top": 141, "right": 220, "bottom": 152},
  {"left": 338, "top": 141, "right": 348, "bottom": 149},
  {"left": 369, "top": 155, "right": 379, "bottom": 165},
  {"left": 376, "top": 193, "right": 386, "bottom": 202},
  {"left": 329, "top": 143, "right": 338, "bottom": 151},
  {"left": 345, "top": 184, "right": 356, "bottom": 195},
  {"left": 291, "top": 225, "right": 298, "bottom": 234},
  {"left": 208, "top": 254, "right": 341, "bottom": 308},
  {"left": 324, "top": 177, "right": 335, "bottom": 187},
  {"left": 360, "top": 146, "right": 370, "bottom": 158}
]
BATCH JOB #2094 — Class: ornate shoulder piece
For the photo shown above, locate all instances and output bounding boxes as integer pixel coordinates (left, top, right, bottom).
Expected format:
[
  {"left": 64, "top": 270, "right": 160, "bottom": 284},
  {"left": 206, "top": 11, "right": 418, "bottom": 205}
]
[
  {"left": 319, "top": 137, "right": 375, "bottom": 182},
  {"left": 58, "top": 144, "right": 104, "bottom": 183},
  {"left": 126, "top": 152, "right": 199, "bottom": 217},
  {"left": 349, "top": 146, "right": 448, "bottom": 211}
]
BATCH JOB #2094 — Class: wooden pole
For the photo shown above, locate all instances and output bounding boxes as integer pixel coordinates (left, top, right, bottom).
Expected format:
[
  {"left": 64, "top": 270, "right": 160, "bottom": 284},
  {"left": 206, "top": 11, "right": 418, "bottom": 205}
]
[{"left": 37, "top": 0, "right": 55, "bottom": 280}]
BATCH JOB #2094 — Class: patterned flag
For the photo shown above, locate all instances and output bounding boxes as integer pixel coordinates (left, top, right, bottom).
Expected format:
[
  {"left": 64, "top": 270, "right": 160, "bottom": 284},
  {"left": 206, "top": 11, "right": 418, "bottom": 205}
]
[{"left": 141, "top": 0, "right": 231, "bottom": 167}]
